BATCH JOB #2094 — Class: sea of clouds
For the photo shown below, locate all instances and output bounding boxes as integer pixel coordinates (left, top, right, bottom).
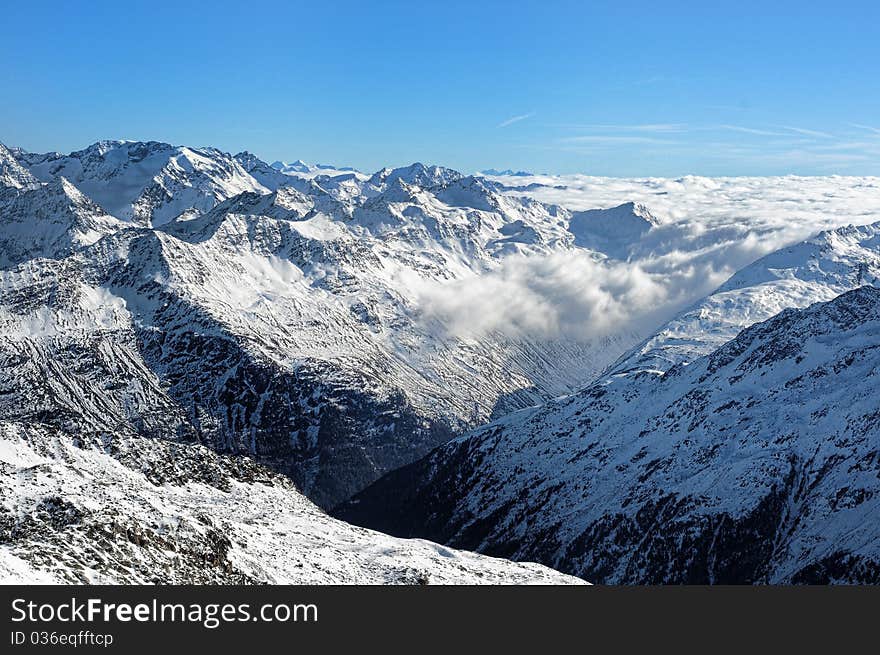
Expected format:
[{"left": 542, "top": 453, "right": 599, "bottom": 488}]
[{"left": 415, "top": 174, "right": 880, "bottom": 342}]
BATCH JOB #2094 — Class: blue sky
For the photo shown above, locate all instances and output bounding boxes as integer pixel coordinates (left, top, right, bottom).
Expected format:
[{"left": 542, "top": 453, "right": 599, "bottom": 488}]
[{"left": 3, "top": 1, "right": 879, "bottom": 176}]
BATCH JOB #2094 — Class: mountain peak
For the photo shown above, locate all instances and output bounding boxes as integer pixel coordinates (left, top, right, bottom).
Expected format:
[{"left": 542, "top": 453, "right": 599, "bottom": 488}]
[
  {"left": 480, "top": 168, "right": 533, "bottom": 177},
  {"left": 12, "top": 140, "right": 276, "bottom": 226},
  {"left": 0, "top": 142, "right": 40, "bottom": 191},
  {"left": 271, "top": 159, "right": 313, "bottom": 173},
  {"left": 368, "top": 162, "right": 462, "bottom": 189},
  {"left": 567, "top": 201, "right": 658, "bottom": 256},
  {"left": 0, "top": 175, "right": 122, "bottom": 268}
]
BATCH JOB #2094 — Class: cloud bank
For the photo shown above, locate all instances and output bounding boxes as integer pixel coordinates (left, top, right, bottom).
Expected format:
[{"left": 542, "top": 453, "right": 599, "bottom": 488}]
[
  {"left": 415, "top": 174, "right": 880, "bottom": 343},
  {"left": 414, "top": 249, "right": 733, "bottom": 342}
]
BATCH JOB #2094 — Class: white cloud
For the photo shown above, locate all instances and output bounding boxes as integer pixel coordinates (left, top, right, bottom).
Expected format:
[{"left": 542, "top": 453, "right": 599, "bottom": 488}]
[
  {"left": 850, "top": 123, "right": 880, "bottom": 135},
  {"left": 497, "top": 113, "right": 535, "bottom": 128},
  {"left": 717, "top": 125, "right": 788, "bottom": 137},
  {"left": 779, "top": 126, "right": 834, "bottom": 139},
  {"left": 415, "top": 250, "right": 723, "bottom": 341},
  {"left": 561, "top": 135, "right": 673, "bottom": 145},
  {"left": 415, "top": 174, "right": 880, "bottom": 343},
  {"left": 560, "top": 123, "right": 688, "bottom": 133}
]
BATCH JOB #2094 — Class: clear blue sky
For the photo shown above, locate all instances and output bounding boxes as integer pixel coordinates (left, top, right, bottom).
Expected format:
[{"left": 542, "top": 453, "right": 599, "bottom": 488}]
[{"left": 3, "top": 1, "right": 879, "bottom": 176}]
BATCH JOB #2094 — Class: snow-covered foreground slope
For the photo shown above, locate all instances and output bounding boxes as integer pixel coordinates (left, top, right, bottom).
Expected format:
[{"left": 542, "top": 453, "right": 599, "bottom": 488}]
[
  {"left": 340, "top": 284, "right": 880, "bottom": 583},
  {"left": 0, "top": 423, "right": 581, "bottom": 584}
]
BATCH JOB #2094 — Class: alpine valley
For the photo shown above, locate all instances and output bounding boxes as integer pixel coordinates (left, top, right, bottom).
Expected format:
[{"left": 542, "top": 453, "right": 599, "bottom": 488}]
[{"left": 2, "top": 139, "right": 879, "bottom": 584}]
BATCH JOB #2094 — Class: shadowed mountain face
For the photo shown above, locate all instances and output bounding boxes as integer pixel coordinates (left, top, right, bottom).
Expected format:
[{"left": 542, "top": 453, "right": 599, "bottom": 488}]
[{"left": 338, "top": 286, "right": 880, "bottom": 583}]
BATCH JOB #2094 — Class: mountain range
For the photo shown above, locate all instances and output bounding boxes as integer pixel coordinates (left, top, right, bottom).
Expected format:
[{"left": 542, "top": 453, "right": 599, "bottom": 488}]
[
  {"left": 339, "top": 223, "right": 880, "bottom": 583},
  {"left": 1, "top": 140, "right": 647, "bottom": 510},
  {"left": 2, "top": 138, "right": 878, "bottom": 584}
]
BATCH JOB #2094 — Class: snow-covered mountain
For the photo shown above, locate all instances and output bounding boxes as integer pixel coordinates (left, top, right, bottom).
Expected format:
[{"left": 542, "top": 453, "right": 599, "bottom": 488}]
[
  {"left": 567, "top": 201, "right": 659, "bottom": 259},
  {"left": 0, "top": 144, "right": 39, "bottom": 192},
  {"left": 0, "top": 139, "right": 617, "bottom": 583},
  {"left": 481, "top": 169, "right": 533, "bottom": 177},
  {"left": 339, "top": 224, "right": 880, "bottom": 584},
  {"left": 0, "top": 177, "right": 124, "bottom": 268},
  {"left": 6, "top": 137, "right": 880, "bottom": 584},
  {"left": 0, "top": 140, "right": 645, "bottom": 513},
  {"left": 340, "top": 285, "right": 880, "bottom": 583},
  {"left": 611, "top": 220, "right": 880, "bottom": 375},
  {"left": 13, "top": 141, "right": 274, "bottom": 227},
  {"left": 270, "top": 159, "right": 362, "bottom": 178}
]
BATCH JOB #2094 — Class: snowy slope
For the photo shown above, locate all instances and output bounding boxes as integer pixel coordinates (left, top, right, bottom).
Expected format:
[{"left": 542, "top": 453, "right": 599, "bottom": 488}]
[
  {"left": 0, "top": 177, "right": 124, "bottom": 268},
  {"left": 612, "top": 220, "right": 880, "bottom": 375},
  {"left": 567, "top": 201, "right": 659, "bottom": 259},
  {"left": 0, "top": 144, "right": 39, "bottom": 192},
  {"left": 0, "top": 422, "right": 582, "bottom": 584},
  {"left": 340, "top": 286, "right": 880, "bottom": 583}
]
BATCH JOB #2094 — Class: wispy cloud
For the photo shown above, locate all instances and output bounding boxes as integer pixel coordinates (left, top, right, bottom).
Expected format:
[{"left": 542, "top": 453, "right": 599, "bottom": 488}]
[
  {"left": 497, "top": 113, "right": 535, "bottom": 128},
  {"left": 633, "top": 74, "right": 670, "bottom": 86},
  {"left": 705, "top": 103, "right": 751, "bottom": 112},
  {"left": 850, "top": 123, "right": 880, "bottom": 135},
  {"left": 779, "top": 126, "right": 834, "bottom": 139},
  {"left": 561, "top": 123, "right": 688, "bottom": 133},
  {"left": 717, "top": 125, "right": 788, "bottom": 137},
  {"left": 519, "top": 120, "right": 879, "bottom": 174},
  {"left": 561, "top": 135, "right": 673, "bottom": 145},
  {"left": 809, "top": 140, "right": 880, "bottom": 152}
]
